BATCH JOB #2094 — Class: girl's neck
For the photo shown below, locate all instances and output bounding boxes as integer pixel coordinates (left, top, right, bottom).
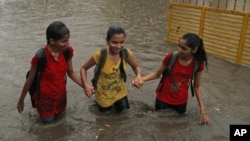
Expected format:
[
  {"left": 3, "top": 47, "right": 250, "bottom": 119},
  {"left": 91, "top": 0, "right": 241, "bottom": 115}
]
[
  {"left": 108, "top": 48, "right": 119, "bottom": 57},
  {"left": 178, "top": 55, "right": 194, "bottom": 66},
  {"left": 107, "top": 48, "right": 120, "bottom": 65},
  {"left": 48, "top": 45, "right": 60, "bottom": 53},
  {"left": 182, "top": 55, "right": 193, "bottom": 62}
]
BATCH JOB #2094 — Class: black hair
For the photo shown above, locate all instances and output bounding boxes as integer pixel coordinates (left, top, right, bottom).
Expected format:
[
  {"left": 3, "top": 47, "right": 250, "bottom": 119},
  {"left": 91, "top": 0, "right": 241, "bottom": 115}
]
[
  {"left": 106, "top": 25, "right": 127, "bottom": 80},
  {"left": 106, "top": 25, "right": 126, "bottom": 41},
  {"left": 46, "top": 21, "right": 70, "bottom": 45},
  {"left": 181, "top": 33, "right": 208, "bottom": 67}
]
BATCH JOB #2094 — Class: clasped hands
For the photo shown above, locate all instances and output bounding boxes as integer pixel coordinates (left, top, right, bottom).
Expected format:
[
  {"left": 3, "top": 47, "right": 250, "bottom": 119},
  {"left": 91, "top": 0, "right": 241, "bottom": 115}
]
[
  {"left": 84, "top": 84, "right": 95, "bottom": 98},
  {"left": 131, "top": 77, "right": 144, "bottom": 89}
]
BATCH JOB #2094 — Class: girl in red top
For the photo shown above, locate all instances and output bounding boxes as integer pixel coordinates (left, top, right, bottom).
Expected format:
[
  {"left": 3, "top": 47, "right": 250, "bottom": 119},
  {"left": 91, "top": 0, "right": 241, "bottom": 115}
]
[
  {"left": 133, "top": 33, "right": 210, "bottom": 125},
  {"left": 17, "top": 21, "right": 82, "bottom": 123}
]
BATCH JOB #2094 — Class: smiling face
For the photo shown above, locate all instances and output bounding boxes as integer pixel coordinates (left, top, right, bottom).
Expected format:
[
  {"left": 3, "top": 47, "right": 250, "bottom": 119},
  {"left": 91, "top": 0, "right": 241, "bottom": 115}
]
[
  {"left": 107, "top": 33, "right": 125, "bottom": 55},
  {"left": 50, "top": 33, "right": 70, "bottom": 50}
]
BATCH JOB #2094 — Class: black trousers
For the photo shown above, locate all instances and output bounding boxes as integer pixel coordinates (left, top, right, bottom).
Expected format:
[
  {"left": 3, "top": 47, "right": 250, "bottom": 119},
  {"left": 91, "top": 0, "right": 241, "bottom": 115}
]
[
  {"left": 155, "top": 98, "right": 187, "bottom": 114},
  {"left": 97, "top": 96, "right": 130, "bottom": 113}
]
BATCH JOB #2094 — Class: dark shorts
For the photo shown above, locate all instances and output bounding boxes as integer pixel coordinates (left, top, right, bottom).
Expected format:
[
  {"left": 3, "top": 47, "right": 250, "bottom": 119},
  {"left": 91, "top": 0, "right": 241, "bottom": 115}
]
[
  {"left": 97, "top": 96, "right": 130, "bottom": 113},
  {"left": 155, "top": 98, "right": 187, "bottom": 115},
  {"left": 41, "top": 116, "right": 55, "bottom": 124}
]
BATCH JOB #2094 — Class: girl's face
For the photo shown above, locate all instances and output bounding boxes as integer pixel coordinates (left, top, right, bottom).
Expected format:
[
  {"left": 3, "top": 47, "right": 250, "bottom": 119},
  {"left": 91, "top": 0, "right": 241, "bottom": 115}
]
[
  {"left": 50, "top": 33, "right": 70, "bottom": 50},
  {"left": 107, "top": 33, "right": 125, "bottom": 55},
  {"left": 178, "top": 38, "right": 193, "bottom": 59}
]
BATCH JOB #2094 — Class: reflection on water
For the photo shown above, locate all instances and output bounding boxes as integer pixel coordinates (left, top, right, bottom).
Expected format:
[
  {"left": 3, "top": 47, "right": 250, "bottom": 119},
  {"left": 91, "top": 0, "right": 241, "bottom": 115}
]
[
  {"left": 0, "top": 0, "right": 250, "bottom": 141},
  {"left": 29, "top": 121, "right": 74, "bottom": 141}
]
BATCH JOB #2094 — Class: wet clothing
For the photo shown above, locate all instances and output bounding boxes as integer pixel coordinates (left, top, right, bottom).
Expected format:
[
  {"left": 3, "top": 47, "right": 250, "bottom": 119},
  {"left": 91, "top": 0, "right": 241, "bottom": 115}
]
[
  {"left": 31, "top": 45, "right": 73, "bottom": 118},
  {"left": 96, "top": 95, "right": 130, "bottom": 113},
  {"left": 92, "top": 48, "right": 132, "bottom": 108},
  {"left": 41, "top": 116, "right": 56, "bottom": 124},
  {"left": 156, "top": 52, "right": 204, "bottom": 107},
  {"left": 155, "top": 98, "right": 187, "bottom": 114}
]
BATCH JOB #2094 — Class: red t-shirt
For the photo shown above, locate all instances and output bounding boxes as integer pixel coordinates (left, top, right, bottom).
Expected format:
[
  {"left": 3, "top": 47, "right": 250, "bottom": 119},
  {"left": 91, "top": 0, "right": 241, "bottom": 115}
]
[
  {"left": 31, "top": 46, "right": 73, "bottom": 118},
  {"left": 156, "top": 52, "right": 204, "bottom": 105}
]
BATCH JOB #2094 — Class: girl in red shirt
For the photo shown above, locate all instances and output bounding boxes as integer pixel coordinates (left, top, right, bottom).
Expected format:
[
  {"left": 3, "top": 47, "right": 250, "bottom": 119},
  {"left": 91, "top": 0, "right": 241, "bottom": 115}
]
[
  {"left": 133, "top": 33, "right": 210, "bottom": 125},
  {"left": 17, "top": 21, "right": 82, "bottom": 123}
]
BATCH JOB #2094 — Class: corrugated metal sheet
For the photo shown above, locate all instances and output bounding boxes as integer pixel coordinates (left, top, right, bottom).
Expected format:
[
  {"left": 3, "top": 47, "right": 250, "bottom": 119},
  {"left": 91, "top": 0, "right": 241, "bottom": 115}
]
[
  {"left": 168, "top": 4, "right": 201, "bottom": 44},
  {"left": 202, "top": 9, "right": 242, "bottom": 62},
  {"left": 167, "top": 2, "right": 250, "bottom": 67}
]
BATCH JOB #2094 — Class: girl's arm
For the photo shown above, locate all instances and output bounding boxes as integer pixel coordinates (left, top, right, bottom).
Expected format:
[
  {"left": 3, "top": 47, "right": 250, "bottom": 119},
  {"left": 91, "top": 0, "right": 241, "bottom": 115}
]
[
  {"left": 80, "top": 56, "right": 95, "bottom": 98},
  {"left": 67, "top": 58, "right": 83, "bottom": 87},
  {"left": 127, "top": 55, "right": 142, "bottom": 76},
  {"left": 17, "top": 65, "right": 37, "bottom": 113},
  {"left": 142, "top": 63, "right": 166, "bottom": 82},
  {"left": 194, "top": 71, "right": 210, "bottom": 124},
  {"left": 127, "top": 54, "right": 143, "bottom": 87}
]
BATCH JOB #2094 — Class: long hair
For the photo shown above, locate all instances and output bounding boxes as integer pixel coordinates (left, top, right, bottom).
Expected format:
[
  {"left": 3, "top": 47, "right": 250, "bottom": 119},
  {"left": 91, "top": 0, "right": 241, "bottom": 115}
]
[{"left": 181, "top": 33, "right": 208, "bottom": 68}]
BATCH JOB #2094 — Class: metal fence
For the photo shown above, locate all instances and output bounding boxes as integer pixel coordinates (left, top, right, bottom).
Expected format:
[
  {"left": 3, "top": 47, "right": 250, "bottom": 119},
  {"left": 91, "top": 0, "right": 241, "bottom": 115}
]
[{"left": 167, "top": 1, "right": 250, "bottom": 67}]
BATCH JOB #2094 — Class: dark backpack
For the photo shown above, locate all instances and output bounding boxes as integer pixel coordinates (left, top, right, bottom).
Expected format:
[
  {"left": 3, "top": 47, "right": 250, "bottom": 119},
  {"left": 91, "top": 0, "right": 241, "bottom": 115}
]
[
  {"left": 91, "top": 48, "right": 129, "bottom": 89},
  {"left": 26, "top": 48, "right": 69, "bottom": 107},
  {"left": 156, "top": 51, "right": 200, "bottom": 97}
]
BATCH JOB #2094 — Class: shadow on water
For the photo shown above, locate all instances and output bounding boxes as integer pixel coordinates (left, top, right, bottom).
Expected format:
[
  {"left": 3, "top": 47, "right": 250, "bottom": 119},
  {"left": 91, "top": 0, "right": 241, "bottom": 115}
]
[{"left": 0, "top": 0, "right": 250, "bottom": 141}]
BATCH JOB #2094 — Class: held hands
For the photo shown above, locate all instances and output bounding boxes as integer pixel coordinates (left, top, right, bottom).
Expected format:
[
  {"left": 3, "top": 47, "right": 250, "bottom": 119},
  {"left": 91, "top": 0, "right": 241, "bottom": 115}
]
[
  {"left": 131, "top": 76, "right": 144, "bottom": 89},
  {"left": 84, "top": 84, "right": 95, "bottom": 98},
  {"left": 199, "top": 112, "right": 210, "bottom": 125}
]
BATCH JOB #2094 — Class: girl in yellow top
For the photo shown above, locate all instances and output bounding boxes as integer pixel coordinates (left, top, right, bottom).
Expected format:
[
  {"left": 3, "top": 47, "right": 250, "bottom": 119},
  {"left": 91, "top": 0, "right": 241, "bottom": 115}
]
[{"left": 80, "top": 26, "right": 143, "bottom": 113}]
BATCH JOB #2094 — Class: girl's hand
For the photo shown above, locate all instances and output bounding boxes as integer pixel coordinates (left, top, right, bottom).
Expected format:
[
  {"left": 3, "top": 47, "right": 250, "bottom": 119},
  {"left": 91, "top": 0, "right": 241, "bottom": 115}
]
[
  {"left": 17, "top": 100, "right": 24, "bottom": 113},
  {"left": 132, "top": 78, "right": 144, "bottom": 89},
  {"left": 84, "top": 84, "right": 95, "bottom": 98},
  {"left": 131, "top": 79, "right": 139, "bottom": 88},
  {"left": 199, "top": 112, "right": 210, "bottom": 125},
  {"left": 136, "top": 76, "right": 144, "bottom": 88}
]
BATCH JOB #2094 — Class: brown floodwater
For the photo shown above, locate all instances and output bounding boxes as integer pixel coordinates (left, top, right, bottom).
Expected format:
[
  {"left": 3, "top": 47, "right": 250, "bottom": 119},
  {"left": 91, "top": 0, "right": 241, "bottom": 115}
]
[{"left": 0, "top": 0, "right": 249, "bottom": 141}]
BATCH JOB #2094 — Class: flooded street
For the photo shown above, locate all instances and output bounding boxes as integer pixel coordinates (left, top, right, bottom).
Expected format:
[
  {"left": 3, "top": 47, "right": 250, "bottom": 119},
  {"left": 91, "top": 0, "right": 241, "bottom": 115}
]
[{"left": 1, "top": 0, "right": 250, "bottom": 141}]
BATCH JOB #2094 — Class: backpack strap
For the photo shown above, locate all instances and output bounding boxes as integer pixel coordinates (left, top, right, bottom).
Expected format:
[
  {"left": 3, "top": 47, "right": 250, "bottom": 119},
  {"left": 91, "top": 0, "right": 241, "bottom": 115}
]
[
  {"left": 34, "top": 48, "right": 46, "bottom": 100},
  {"left": 156, "top": 51, "right": 178, "bottom": 93},
  {"left": 63, "top": 47, "right": 70, "bottom": 61},
  {"left": 91, "top": 48, "right": 107, "bottom": 89},
  {"left": 121, "top": 48, "right": 129, "bottom": 62},
  {"left": 189, "top": 58, "right": 200, "bottom": 97},
  {"left": 119, "top": 48, "right": 128, "bottom": 82},
  {"left": 163, "top": 51, "right": 178, "bottom": 77},
  {"left": 36, "top": 48, "right": 46, "bottom": 72},
  {"left": 62, "top": 47, "right": 70, "bottom": 84}
]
